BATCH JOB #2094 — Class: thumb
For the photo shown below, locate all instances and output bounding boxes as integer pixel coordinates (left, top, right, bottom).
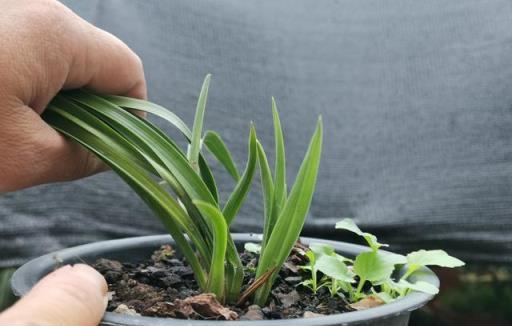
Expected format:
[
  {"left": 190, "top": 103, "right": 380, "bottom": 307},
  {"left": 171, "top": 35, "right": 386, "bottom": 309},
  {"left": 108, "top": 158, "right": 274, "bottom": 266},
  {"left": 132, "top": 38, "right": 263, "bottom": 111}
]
[{"left": 0, "top": 264, "right": 108, "bottom": 326}]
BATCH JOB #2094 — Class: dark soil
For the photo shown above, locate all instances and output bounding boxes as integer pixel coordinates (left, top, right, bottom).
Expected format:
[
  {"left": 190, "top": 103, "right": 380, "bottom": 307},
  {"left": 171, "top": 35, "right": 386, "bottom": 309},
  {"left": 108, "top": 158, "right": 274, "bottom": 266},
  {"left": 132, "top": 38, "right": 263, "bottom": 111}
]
[{"left": 93, "top": 243, "right": 352, "bottom": 320}]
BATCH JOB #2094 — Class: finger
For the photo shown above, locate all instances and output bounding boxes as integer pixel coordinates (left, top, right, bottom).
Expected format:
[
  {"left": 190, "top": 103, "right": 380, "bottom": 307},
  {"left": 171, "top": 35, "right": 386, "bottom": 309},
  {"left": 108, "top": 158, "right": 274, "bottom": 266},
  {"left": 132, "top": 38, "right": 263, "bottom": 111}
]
[
  {"left": 0, "top": 103, "right": 106, "bottom": 192},
  {"left": 63, "top": 13, "right": 147, "bottom": 100},
  {"left": 0, "top": 264, "right": 108, "bottom": 326}
]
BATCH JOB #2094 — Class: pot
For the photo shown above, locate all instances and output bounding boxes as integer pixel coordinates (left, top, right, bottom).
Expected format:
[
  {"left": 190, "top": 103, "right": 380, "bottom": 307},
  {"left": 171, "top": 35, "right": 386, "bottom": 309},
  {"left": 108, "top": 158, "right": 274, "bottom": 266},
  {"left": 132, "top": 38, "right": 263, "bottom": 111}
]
[{"left": 11, "top": 234, "right": 438, "bottom": 326}]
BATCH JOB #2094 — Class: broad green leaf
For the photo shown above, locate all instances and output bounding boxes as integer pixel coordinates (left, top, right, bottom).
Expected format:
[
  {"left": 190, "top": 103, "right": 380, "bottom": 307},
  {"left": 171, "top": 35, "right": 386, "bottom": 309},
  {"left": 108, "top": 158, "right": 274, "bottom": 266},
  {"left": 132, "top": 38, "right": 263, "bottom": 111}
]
[
  {"left": 407, "top": 250, "right": 465, "bottom": 269},
  {"left": 203, "top": 131, "right": 240, "bottom": 181},
  {"left": 335, "top": 218, "right": 387, "bottom": 251},
  {"left": 193, "top": 200, "right": 228, "bottom": 299},
  {"left": 244, "top": 242, "right": 262, "bottom": 254},
  {"left": 254, "top": 117, "right": 323, "bottom": 305},
  {"left": 309, "top": 243, "right": 335, "bottom": 257},
  {"left": 335, "top": 218, "right": 363, "bottom": 235},
  {"left": 315, "top": 255, "right": 354, "bottom": 283},
  {"left": 188, "top": 74, "right": 211, "bottom": 172},
  {"left": 309, "top": 243, "right": 352, "bottom": 264},
  {"left": 222, "top": 125, "right": 257, "bottom": 225},
  {"left": 354, "top": 251, "right": 395, "bottom": 283},
  {"left": 380, "top": 252, "right": 407, "bottom": 265},
  {"left": 398, "top": 280, "right": 439, "bottom": 295}
]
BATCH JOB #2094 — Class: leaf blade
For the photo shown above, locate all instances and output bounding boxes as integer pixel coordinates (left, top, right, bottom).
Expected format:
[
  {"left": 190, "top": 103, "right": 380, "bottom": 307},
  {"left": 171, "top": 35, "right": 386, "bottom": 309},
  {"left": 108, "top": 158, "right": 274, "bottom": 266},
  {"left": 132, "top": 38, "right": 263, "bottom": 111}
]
[{"left": 203, "top": 130, "right": 240, "bottom": 181}]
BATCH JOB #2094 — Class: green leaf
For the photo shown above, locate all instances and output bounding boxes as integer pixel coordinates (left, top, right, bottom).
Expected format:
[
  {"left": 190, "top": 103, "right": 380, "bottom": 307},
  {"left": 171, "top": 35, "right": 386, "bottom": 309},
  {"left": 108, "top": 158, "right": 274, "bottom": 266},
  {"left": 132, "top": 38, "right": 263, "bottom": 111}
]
[
  {"left": 335, "top": 218, "right": 387, "bottom": 251},
  {"left": 244, "top": 242, "right": 262, "bottom": 254},
  {"left": 64, "top": 90, "right": 217, "bottom": 206},
  {"left": 398, "top": 279, "right": 439, "bottom": 295},
  {"left": 254, "top": 117, "right": 323, "bottom": 305},
  {"left": 198, "top": 155, "right": 219, "bottom": 203},
  {"left": 315, "top": 255, "right": 354, "bottom": 283},
  {"left": 407, "top": 250, "right": 465, "bottom": 269},
  {"left": 103, "top": 95, "right": 192, "bottom": 138},
  {"left": 354, "top": 251, "right": 395, "bottom": 283},
  {"left": 380, "top": 252, "right": 407, "bottom": 265},
  {"left": 62, "top": 92, "right": 215, "bottom": 256},
  {"left": 203, "top": 131, "right": 240, "bottom": 181},
  {"left": 188, "top": 74, "right": 211, "bottom": 172},
  {"left": 272, "top": 98, "right": 287, "bottom": 216},
  {"left": 44, "top": 103, "right": 209, "bottom": 288},
  {"left": 309, "top": 243, "right": 335, "bottom": 257},
  {"left": 257, "top": 140, "right": 275, "bottom": 248},
  {"left": 222, "top": 125, "right": 257, "bottom": 225},
  {"left": 193, "top": 200, "right": 228, "bottom": 299},
  {"left": 106, "top": 90, "right": 220, "bottom": 203},
  {"left": 305, "top": 250, "right": 316, "bottom": 267}
]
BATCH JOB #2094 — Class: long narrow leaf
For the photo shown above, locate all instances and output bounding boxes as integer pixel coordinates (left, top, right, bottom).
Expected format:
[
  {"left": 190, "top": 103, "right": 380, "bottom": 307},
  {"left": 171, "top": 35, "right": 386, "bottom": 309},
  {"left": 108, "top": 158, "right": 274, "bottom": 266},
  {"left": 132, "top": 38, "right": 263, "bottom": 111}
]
[
  {"left": 64, "top": 90, "right": 217, "bottom": 206},
  {"left": 59, "top": 92, "right": 216, "bottom": 259},
  {"left": 257, "top": 140, "right": 275, "bottom": 249},
  {"left": 272, "top": 98, "right": 287, "bottom": 221},
  {"left": 254, "top": 117, "right": 323, "bottom": 305},
  {"left": 222, "top": 125, "right": 257, "bottom": 225},
  {"left": 203, "top": 131, "right": 240, "bottom": 181},
  {"left": 199, "top": 155, "right": 219, "bottom": 203},
  {"left": 106, "top": 89, "right": 220, "bottom": 202},
  {"left": 188, "top": 74, "right": 211, "bottom": 172},
  {"left": 44, "top": 106, "right": 209, "bottom": 288},
  {"left": 103, "top": 95, "right": 192, "bottom": 138},
  {"left": 193, "top": 200, "right": 228, "bottom": 300}
]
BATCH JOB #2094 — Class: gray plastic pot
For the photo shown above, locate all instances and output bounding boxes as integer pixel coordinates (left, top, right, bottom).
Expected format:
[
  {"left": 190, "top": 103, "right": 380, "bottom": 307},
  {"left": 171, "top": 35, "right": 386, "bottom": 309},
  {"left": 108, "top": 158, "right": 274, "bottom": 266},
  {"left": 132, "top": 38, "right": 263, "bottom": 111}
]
[{"left": 11, "top": 234, "right": 438, "bottom": 326}]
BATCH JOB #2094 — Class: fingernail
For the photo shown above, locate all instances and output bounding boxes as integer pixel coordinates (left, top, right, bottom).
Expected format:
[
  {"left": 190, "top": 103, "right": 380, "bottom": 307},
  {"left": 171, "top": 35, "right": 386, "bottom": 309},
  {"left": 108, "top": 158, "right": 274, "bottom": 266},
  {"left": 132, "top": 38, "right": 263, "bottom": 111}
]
[{"left": 68, "top": 264, "right": 108, "bottom": 295}]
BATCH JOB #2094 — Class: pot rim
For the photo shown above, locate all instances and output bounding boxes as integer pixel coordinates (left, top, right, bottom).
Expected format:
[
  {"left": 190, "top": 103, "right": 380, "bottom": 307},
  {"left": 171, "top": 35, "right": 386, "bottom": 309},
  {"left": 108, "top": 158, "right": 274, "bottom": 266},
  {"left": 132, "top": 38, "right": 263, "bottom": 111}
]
[{"left": 12, "top": 233, "right": 438, "bottom": 326}]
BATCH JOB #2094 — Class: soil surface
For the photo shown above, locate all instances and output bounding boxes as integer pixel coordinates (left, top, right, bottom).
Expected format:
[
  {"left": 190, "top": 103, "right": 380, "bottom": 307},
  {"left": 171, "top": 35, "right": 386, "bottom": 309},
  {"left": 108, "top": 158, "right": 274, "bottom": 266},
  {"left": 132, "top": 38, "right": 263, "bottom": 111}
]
[{"left": 93, "top": 242, "right": 352, "bottom": 320}]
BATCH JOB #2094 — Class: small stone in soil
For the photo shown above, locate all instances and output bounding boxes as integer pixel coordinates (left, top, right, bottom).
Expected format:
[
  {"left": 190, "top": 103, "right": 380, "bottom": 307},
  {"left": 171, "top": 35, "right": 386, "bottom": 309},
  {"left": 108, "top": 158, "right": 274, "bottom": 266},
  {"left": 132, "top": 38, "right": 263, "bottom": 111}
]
[
  {"left": 113, "top": 304, "right": 140, "bottom": 316},
  {"left": 241, "top": 305, "right": 264, "bottom": 320},
  {"left": 276, "top": 290, "right": 300, "bottom": 308},
  {"left": 349, "top": 296, "right": 385, "bottom": 311}
]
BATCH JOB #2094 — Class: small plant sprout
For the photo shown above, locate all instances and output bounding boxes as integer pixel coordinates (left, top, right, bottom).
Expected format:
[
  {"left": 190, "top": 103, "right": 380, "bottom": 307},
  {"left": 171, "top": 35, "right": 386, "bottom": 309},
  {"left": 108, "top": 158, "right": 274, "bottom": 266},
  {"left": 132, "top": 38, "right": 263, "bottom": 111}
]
[
  {"left": 301, "top": 243, "right": 354, "bottom": 297},
  {"left": 300, "top": 218, "right": 465, "bottom": 306},
  {"left": 43, "top": 75, "right": 323, "bottom": 306},
  {"left": 244, "top": 242, "right": 261, "bottom": 255}
]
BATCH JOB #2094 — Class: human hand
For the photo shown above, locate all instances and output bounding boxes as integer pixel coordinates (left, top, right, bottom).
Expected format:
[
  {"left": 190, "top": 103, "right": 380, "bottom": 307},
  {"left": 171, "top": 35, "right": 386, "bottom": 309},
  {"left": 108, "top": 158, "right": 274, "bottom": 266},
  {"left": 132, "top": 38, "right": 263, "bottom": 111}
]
[
  {"left": 0, "top": 0, "right": 146, "bottom": 192},
  {"left": 0, "top": 264, "right": 108, "bottom": 326}
]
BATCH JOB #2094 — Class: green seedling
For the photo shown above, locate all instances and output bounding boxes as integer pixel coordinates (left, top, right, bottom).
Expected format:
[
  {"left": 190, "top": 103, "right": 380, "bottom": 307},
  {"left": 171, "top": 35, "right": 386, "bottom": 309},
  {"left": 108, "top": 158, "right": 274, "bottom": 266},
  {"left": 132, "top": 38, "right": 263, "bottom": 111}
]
[
  {"left": 300, "top": 219, "right": 465, "bottom": 305},
  {"left": 300, "top": 243, "right": 354, "bottom": 298},
  {"left": 43, "top": 75, "right": 323, "bottom": 306}
]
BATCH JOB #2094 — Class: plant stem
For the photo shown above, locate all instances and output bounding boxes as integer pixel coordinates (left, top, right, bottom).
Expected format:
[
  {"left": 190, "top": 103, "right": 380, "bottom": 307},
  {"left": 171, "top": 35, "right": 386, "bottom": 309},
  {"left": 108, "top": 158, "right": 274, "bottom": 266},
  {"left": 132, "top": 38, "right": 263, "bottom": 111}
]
[
  {"left": 330, "top": 279, "right": 337, "bottom": 297},
  {"left": 312, "top": 268, "right": 318, "bottom": 294},
  {"left": 356, "top": 277, "right": 366, "bottom": 297},
  {"left": 400, "top": 266, "right": 417, "bottom": 281}
]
